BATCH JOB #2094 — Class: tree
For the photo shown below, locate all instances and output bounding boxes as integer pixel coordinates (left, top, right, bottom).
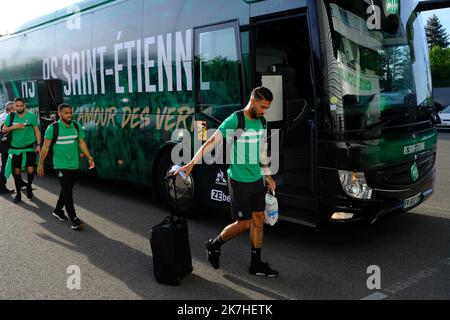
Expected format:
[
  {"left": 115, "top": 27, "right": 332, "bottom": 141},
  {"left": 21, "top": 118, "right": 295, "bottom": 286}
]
[{"left": 426, "top": 14, "right": 450, "bottom": 49}]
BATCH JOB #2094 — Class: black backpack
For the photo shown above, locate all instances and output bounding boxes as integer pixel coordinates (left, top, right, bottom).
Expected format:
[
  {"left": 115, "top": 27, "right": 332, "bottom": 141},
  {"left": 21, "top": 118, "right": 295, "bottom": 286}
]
[
  {"left": 222, "top": 110, "right": 267, "bottom": 163},
  {"left": 0, "top": 112, "right": 16, "bottom": 148},
  {"left": 234, "top": 109, "right": 267, "bottom": 140},
  {"left": 49, "top": 121, "right": 80, "bottom": 149}
]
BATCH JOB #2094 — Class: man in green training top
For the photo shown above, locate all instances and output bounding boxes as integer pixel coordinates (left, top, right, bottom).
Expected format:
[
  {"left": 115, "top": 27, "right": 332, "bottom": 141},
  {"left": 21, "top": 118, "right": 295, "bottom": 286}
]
[
  {"left": 2, "top": 97, "right": 41, "bottom": 203},
  {"left": 37, "top": 103, "right": 95, "bottom": 230},
  {"left": 175, "top": 86, "right": 278, "bottom": 277}
]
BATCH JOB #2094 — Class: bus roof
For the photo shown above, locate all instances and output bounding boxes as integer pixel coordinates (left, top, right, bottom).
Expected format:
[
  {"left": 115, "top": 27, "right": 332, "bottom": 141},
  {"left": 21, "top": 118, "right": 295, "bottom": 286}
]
[{"left": 9, "top": 0, "right": 116, "bottom": 35}]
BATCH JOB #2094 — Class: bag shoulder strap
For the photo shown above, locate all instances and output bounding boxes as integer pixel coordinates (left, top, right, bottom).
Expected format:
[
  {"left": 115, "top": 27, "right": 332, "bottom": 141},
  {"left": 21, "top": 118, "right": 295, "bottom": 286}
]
[
  {"left": 8, "top": 112, "right": 15, "bottom": 127},
  {"left": 73, "top": 121, "right": 80, "bottom": 135},
  {"left": 235, "top": 110, "right": 266, "bottom": 129},
  {"left": 3, "top": 113, "right": 16, "bottom": 143},
  {"left": 234, "top": 110, "right": 267, "bottom": 140},
  {"left": 50, "top": 122, "right": 59, "bottom": 148},
  {"left": 50, "top": 121, "right": 80, "bottom": 148},
  {"left": 235, "top": 110, "right": 245, "bottom": 131},
  {"left": 260, "top": 116, "right": 267, "bottom": 129},
  {"left": 234, "top": 110, "right": 245, "bottom": 141}
]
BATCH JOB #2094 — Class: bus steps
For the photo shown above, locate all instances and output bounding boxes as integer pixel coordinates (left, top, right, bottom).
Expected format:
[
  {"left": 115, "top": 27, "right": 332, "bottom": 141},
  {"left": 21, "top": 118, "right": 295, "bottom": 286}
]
[
  {"left": 282, "top": 171, "right": 311, "bottom": 190},
  {"left": 282, "top": 155, "right": 311, "bottom": 173},
  {"left": 275, "top": 186, "right": 315, "bottom": 211},
  {"left": 274, "top": 168, "right": 312, "bottom": 191},
  {"left": 278, "top": 206, "right": 316, "bottom": 227}
]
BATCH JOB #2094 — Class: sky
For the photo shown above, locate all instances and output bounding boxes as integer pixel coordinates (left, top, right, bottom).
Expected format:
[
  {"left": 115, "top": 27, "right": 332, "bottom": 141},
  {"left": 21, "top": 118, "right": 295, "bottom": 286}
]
[
  {"left": 0, "top": 0, "right": 81, "bottom": 35},
  {"left": 0, "top": 0, "right": 449, "bottom": 36}
]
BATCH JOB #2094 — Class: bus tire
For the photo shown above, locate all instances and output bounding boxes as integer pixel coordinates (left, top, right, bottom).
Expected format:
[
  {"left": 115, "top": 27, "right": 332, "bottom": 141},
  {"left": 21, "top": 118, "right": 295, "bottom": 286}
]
[{"left": 155, "top": 150, "right": 200, "bottom": 219}]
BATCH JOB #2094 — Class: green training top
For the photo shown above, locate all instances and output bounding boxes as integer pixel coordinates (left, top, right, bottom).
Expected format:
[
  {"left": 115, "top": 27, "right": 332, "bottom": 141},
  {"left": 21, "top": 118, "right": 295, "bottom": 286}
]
[
  {"left": 44, "top": 120, "right": 86, "bottom": 170},
  {"left": 218, "top": 112, "right": 266, "bottom": 183},
  {"left": 5, "top": 112, "right": 38, "bottom": 148}
]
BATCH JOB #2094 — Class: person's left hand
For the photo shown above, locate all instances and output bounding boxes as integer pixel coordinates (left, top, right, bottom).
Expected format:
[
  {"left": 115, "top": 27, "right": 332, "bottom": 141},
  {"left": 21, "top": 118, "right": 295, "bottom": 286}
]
[
  {"left": 265, "top": 175, "right": 276, "bottom": 192},
  {"left": 36, "top": 145, "right": 41, "bottom": 154},
  {"left": 88, "top": 158, "right": 95, "bottom": 170}
]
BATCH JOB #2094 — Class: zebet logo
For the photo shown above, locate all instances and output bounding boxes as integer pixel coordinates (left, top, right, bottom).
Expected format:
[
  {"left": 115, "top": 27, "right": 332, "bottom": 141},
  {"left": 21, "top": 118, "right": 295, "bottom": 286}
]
[{"left": 211, "top": 189, "right": 230, "bottom": 203}]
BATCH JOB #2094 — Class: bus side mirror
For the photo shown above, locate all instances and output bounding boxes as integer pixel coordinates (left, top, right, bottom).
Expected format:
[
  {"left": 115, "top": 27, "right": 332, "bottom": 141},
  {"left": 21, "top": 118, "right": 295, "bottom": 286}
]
[{"left": 435, "top": 101, "right": 444, "bottom": 113}]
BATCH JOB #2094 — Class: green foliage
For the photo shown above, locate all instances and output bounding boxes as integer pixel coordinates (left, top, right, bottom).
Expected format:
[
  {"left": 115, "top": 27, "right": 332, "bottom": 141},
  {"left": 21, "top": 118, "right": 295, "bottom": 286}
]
[
  {"left": 429, "top": 46, "right": 450, "bottom": 87},
  {"left": 430, "top": 46, "right": 450, "bottom": 64},
  {"left": 200, "top": 56, "right": 242, "bottom": 118}
]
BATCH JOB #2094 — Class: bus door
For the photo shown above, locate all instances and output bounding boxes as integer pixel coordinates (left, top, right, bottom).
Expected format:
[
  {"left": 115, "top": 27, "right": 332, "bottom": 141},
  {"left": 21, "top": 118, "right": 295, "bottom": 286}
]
[
  {"left": 193, "top": 20, "right": 245, "bottom": 209},
  {"left": 37, "top": 79, "right": 63, "bottom": 166},
  {"left": 37, "top": 79, "right": 63, "bottom": 128},
  {"left": 252, "top": 12, "right": 317, "bottom": 226}
]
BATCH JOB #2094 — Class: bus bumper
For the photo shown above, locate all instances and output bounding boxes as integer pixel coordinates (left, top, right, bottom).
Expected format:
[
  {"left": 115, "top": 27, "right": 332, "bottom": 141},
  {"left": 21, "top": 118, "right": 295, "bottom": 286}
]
[{"left": 323, "top": 166, "right": 436, "bottom": 224}]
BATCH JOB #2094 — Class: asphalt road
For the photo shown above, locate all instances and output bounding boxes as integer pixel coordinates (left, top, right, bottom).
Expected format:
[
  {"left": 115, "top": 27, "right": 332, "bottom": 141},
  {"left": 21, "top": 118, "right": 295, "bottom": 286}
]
[{"left": 1, "top": 133, "right": 450, "bottom": 300}]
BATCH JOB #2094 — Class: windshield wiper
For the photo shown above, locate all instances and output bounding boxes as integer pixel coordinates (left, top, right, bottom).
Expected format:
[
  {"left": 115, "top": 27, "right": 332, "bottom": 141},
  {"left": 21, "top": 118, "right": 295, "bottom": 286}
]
[
  {"left": 418, "top": 104, "right": 440, "bottom": 125},
  {"left": 360, "top": 104, "right": 440, "bottom": 137},
  {"left": 359, "top": 114, "right": 405, "bottom": 137}
]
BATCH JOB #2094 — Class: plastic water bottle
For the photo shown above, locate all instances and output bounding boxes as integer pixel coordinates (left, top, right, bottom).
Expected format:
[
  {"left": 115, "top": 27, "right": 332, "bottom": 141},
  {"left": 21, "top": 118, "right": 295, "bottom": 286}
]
[{"left": 170, "top": 164, "right": 186, "bottom": 179}]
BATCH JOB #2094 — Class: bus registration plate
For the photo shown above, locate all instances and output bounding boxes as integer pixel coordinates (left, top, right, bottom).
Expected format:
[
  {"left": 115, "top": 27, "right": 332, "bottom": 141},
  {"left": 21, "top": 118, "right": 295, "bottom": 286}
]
[{"left": 404, "top": 193, "right": 421, "bottom": 209}]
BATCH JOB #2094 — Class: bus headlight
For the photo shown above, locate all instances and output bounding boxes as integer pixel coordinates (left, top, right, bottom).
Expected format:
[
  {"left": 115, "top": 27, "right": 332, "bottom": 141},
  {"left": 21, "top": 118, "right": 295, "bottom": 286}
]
[{"left": 338, "top": 170, "right": 373, "bottom": 200}]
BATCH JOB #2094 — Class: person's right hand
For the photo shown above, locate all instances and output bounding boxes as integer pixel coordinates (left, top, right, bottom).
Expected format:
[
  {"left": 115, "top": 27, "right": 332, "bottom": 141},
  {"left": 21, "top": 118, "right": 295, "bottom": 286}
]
[
  {"left": 14, "top": 124, "right": 25, "bottom": 130},
  {"left": 37, "top": 166, "right": 44, "bottom": 177},
  {"left": 174, "top": 162, "right": 194, "bottom": 177}
]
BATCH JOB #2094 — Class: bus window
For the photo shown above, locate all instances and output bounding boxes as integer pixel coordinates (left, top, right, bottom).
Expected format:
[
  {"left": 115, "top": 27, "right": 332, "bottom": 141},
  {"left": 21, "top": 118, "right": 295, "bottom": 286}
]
[{"left": 194, "top": 20, "right": 244, "bottom": 121}]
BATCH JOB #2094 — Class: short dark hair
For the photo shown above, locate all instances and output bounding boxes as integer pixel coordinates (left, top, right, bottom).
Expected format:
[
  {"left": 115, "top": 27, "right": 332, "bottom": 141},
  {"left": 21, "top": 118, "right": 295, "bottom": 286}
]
[
  {"left": 14, "top": 97, "right": 25, "bottom": 104},
  {"left": 251, "top": 86, "right": 273, "bottom": 102},
  {"left": 58, "top": 103, "right": 72, "bottom": 112}
]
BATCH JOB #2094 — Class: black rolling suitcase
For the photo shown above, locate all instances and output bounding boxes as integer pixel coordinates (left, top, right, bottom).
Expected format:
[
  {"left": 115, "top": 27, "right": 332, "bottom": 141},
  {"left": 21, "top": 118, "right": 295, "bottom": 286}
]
[{"left": 149, "top": 175, "right": 193, "bottom": 286}]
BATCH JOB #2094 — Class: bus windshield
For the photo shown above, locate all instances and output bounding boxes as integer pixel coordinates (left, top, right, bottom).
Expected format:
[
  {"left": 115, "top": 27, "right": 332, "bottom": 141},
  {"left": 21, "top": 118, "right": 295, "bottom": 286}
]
[{"left": 324, "top": 0, "right": 434, "bottom": 134}]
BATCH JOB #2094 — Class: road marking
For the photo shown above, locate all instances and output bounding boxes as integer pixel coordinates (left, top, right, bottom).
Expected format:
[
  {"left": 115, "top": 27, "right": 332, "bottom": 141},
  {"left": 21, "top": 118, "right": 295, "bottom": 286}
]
[{"left": 361, "top": 292, "right": 389, "bottom": 300}]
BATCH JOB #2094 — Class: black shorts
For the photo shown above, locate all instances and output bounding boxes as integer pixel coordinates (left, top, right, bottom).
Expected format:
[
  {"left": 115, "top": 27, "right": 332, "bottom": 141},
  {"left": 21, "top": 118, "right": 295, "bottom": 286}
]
[
  {"left": 12, "top": 152, "right": 37, "bottom": 169},
  {"left": 228, "top": 178, "right": 266, "bottom": 221}
]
